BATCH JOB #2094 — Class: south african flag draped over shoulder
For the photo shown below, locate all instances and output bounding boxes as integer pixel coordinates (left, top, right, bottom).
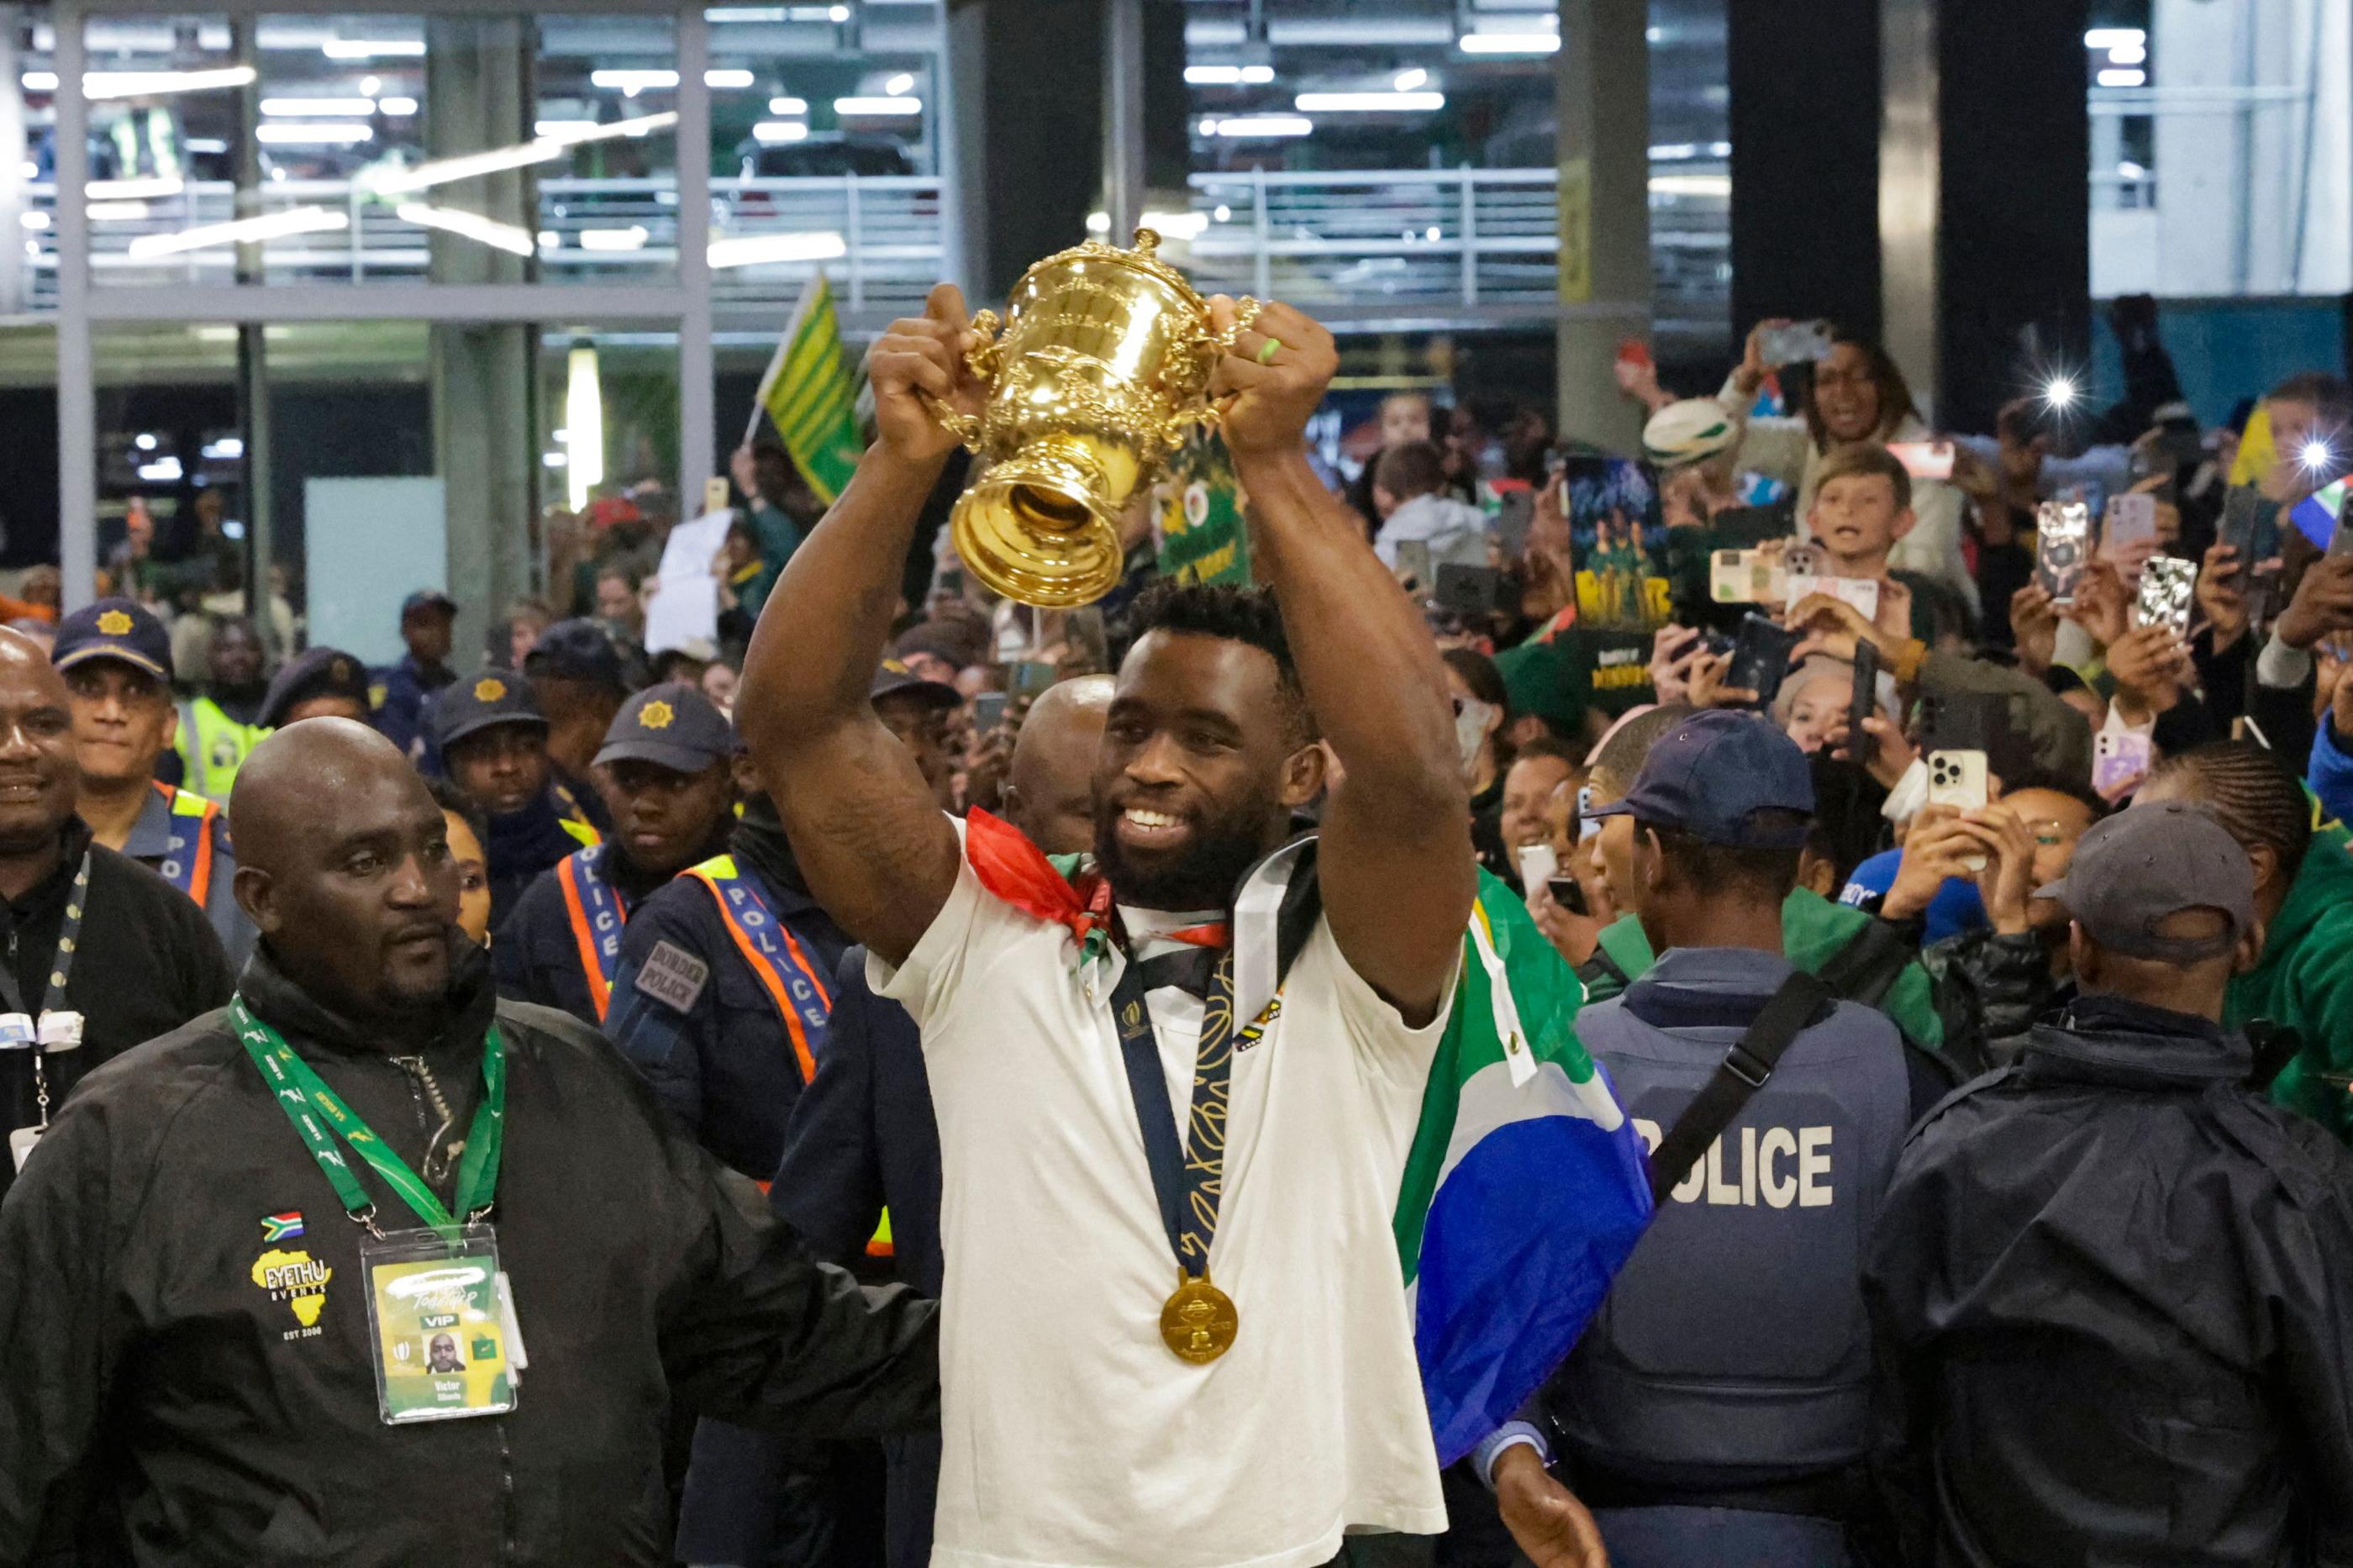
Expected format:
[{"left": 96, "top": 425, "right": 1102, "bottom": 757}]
[
  {"left": 959, "top": 814, "right": 1652, "bottom": 1466},
  {"left": 1397, "top": 870, "right": 1654, "bottom": 1465}
]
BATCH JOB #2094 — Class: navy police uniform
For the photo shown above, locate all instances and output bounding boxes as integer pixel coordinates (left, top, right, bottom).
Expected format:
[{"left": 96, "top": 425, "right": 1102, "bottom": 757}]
[
  {"left": 369, "top": 588, "right": 458, "bottom": 757},
  {"left": 433, "top": 671, "right": 600, "bottom": 932},
  {"left": 1480, "top": 712, "right": 1948, "bottom": 1567},
  {"left": 774, "top": 945, "right": 944, "bottom": 1568},
  {"left": 258, "top": 645, "right": 374, "bottom": 729},
  {"left": 50, "top": 600, "right": 256, "bottom": 966},
  {"left": 497, "top": 684, "right": 735, "bottom": 1028}
]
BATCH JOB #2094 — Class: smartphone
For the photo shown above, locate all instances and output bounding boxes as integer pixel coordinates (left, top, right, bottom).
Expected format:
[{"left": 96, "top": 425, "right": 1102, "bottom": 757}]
[
  {"left": 1927, "top": 749, "right": 1991, "bottom": 871},
  {"left": 2219, "top": 486, "right": 2282, "bottom": 580},
  {"left": 1761, "top": 319, "right": 1834, "bottom": 366},
  {"left": 1847, "top": 638, "right": 1880, "bottom": 767},
  {"left": 2103, "top": 492, "right": 2159, "bottom": 555},
  {"left": 1546, "top": 876, "right": 1590, "bottom": 918},
  {"left": 1008, "top": 660, "right": 1060, "bottom": 701},
  {"left": 1395, "top": 539, "right": 1434, "bottom": 590},
  {"left": 1435, "top": 563, "right": 1504, "bottom": 617},
  {"left": 972, "top": 691, "right": 1008, "bottom": 731},
  {"left": 2035, "top": 499, "right": 2092, "bottom": 604},
  {"left": 1887, "top": 440, "right": 1956, "bottom": 481},
  {"left": 1493, "top": 490, "right": 1535, "bottom": 558},
  {"left": 2329, "top": 494, "right": 2353, "bottom": 558},
  {"left": 2134, "top": 555, "right": 2198, "bottom": 639},
  {"left": 2092, "top": 729, "right": 2155, "bottom": 801},
  {"left": 1711, "top": 548, "right": 1787, "bottom": 604},
  {"left": 1727, "top": 613, "right": 1803, "bottom": 708}
]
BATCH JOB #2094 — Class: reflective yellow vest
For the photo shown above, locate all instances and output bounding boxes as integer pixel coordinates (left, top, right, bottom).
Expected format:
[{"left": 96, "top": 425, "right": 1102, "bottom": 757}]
[{"left": 175, "top": 697, "right": 269, "bottom": 802}]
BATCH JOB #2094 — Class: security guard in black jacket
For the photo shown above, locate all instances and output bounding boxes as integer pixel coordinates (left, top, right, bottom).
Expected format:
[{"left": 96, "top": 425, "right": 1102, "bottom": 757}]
[
  {"left": 0, "top": 629, "right": 235, "bottom": 1208},
  {"left": 0, "top": 718, "right": 937, "bottom": 1566},
  {"left": 496, "top": 683, "right": 736, "bottom": 1027},
  {"left": 1866, "top": 802, "right": 2353, "bottom": 1568}
]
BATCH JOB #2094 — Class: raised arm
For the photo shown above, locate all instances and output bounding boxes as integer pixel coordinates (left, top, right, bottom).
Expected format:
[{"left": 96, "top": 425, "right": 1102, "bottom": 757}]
[
  {"left": 736, "top": 284, "right": 982, "bottom": 964},
  {"left": 1211, "top": 299, "right": 1474, "bottom": 1023}
]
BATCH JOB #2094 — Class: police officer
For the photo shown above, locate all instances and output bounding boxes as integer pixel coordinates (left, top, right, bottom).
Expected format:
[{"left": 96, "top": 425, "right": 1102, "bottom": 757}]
[
  {"left": 606, "top": 660, "right": 958, "bottom": 1183},
  {"left": 259, "top": 644, "right": 375, "bottom": 729},
  {"left": 524, "top": 618, "right": 634, "bottom": 829},
  {"left": 175, "top": 614, "right": 270, "bottom": 800},
  {"left": 433, "top": 670, "right": 600, "bottom": 932},
  {"left": 0, "top": 628, "right": 234, "bottom": 1207},
  {"left": 0, "top": 718, "right": 938, "bottom": 1564},
  {"left": 370, "top": 588, "right": 458, "bottom": 756},
  {"left": 1479, "top": 712, "right": 1948, "bottom": 1568},
  {"left": 50, "top": 599, "right": 255, "bottom": 966},
  {"left": 767, "top": 673, "right": 1113, "bottom": 1568},
  {"left": 497, "top": 683, "right": 736, "bottom": 1026},
  {"left": 1865, "top": 802, "right": 2353, "bottom": 1567}
]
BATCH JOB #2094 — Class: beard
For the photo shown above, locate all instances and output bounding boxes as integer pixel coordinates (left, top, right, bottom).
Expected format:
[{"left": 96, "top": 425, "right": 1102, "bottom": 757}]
[{"left": 1093, "top": 804, "right": 1274, "bottom": 913}]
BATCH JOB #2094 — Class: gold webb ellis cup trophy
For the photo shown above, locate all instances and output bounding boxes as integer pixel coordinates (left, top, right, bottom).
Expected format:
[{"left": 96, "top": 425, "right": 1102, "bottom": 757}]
[{"left": 923, "top": 227, "right": 1259, "bottom": 607}]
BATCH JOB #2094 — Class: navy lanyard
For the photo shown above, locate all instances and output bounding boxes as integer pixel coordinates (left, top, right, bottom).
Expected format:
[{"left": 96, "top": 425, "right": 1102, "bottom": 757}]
[
  {"left": 0, "top": 851, "right": 91, "bottom": 1018},
  {"left": 1108, "top": 950, "right": 1239, "bottom": 1276}
]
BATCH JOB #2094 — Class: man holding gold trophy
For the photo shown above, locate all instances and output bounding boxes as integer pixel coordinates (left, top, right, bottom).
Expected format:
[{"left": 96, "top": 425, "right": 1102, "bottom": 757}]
[{"left": 740, "top": 228, "right": 1578, "bottom": 1567}]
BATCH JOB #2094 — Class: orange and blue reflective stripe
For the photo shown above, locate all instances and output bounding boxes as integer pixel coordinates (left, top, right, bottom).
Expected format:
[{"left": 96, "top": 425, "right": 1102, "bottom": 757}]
[
  {"left": 556, "top": 846, "right": 629, "bottom": 1022},
  {"left": 684, "top": 855, "right": 833, "bottom": 1085}
]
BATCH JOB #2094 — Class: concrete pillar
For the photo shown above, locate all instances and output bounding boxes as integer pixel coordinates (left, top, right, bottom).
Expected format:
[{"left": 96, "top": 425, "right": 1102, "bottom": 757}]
[
  {"left": 424, "top": 18, "right": 536, "bottom": 665},
  {"left": 1880, "top": 0, "right": 2088, "bottom": 431},
  {"left": 1729, "top": 0, "right": 1882, "bottom": 344},
  {"left": 1555, "top": 0, "right": 1651, "bottom": 450},
  {"left": 944, "top": 0, "right": 1107, "bottom": 302}
]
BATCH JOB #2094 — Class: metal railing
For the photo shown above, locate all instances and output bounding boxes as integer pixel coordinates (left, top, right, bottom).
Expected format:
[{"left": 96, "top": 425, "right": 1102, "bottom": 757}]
[{"left": 15, "top": 165, "right": 1736, "bottom": 330}]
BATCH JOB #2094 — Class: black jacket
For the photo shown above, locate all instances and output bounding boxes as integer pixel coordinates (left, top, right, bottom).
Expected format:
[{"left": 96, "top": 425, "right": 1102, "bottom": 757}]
[
  {"left": 0, "top": 942, "right": 937, "bottom": 1567},
  {"left": 1863, "top": 996, "right": 2353, "bottom": 1568},
  {"left": 0, "top": 818, "right": 234, "bottom": 1208},
  {"left": 1919, "top": 925, "right": 2061, "bottom": 1070}
]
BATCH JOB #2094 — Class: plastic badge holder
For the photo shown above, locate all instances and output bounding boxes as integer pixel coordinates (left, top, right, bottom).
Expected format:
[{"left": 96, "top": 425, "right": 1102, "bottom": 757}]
[
  {"left": 359, "top": 1223, "right": 519, "bottom": 1425},
  {"left": 36, "top": 1011, "right": 82, "bottom": 1052},
  {"left": 0, "top": 1013, "right": 34, "bottom": 1052}
]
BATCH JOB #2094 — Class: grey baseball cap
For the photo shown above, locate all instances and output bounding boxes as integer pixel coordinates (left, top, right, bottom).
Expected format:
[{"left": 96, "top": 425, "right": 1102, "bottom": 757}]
[{"left": 2034, "top": 801, "right": 2256, "bottom": 961}]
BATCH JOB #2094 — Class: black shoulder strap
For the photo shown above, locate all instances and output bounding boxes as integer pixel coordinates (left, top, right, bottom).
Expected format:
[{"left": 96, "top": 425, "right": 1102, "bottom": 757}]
[{"left": 1649, "top": 970, "right": 1834, "bottom": 1206}]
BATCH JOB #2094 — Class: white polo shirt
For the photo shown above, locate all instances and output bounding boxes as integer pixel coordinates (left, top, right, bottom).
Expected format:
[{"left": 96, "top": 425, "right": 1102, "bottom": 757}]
[{"left": 871, "top": 835, "right": 1449, "bottom": 1568}]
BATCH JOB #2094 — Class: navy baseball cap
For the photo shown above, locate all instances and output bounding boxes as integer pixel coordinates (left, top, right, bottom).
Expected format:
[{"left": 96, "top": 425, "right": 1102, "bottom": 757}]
[
  {"left": 869, "top": 657, "right": 961, "bottom": 710},
  {"left": 1587, "top": 710, "right": 1814, "bottom": 847},
  {"left": 401, "top": 589, "right": 457, "bottom": 623},
  {"left": 594, "top": 682, "right": 734, "bottom": 773},
  {"left": 52, "top": 597, "right": 173, "bottom": 681},
  {"left": 2035, "top": 802, "right": 2256, "bottom": 962},
  {"left": 258, "top": 646, "right": 372, "bottom": 729},
  {"left": 434, "top": 668, "right": 547, "bottom": 750},
  {"left": 524, "top": 618, "right": 629, "bottom": 694}
]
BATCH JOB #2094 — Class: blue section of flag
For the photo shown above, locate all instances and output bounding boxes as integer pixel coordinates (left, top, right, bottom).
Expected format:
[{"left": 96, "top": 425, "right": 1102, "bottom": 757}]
[
  {"left": 1413, "top": 1087, "right": 1654, "bottom": 1461},
  {"left": 1395, "top": 874, "right": 1655, "bottom": 1466},
  {"left": 261, "top": 1212, "right": 304, "bottom": 1242}
]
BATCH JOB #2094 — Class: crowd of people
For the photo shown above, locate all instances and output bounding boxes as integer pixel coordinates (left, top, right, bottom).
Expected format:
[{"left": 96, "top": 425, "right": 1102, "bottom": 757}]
[{"left": 0, "top": 275, "right": 2348, "bottom": 1568}]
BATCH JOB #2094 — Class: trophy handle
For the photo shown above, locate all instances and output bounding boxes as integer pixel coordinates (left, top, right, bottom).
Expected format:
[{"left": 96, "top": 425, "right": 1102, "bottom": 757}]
[
  {"left": 919, "top": 309, "right": 1003, "bottom": 450},
  {"left": 1180, "top": 296, "right": 1262, "bottom": 435}
]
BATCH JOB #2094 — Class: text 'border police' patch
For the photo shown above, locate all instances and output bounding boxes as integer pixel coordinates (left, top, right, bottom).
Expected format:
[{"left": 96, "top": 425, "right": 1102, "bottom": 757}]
[{"left": 636, "top": 940, "right": 711, "bottom": 1014}]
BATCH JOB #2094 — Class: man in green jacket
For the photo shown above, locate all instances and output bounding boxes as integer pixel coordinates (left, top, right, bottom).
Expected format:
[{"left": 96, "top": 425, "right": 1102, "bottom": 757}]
[{"left": 2142, "top": 743, "right": 2353, "bottom": 1143}]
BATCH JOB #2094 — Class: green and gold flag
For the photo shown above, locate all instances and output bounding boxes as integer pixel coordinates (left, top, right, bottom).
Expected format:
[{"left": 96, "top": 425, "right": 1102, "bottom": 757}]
[{"left": 750, "top": 273, "right": 863, "bottom": 504}]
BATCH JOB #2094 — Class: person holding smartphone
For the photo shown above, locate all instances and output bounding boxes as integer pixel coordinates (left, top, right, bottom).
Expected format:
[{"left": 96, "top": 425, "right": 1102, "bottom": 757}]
[{"left": 1719, "top": 321, "right": 1973, "bottom": 613}]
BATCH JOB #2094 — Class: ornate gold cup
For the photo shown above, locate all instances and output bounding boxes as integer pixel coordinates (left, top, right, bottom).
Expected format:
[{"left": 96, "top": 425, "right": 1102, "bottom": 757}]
[{"left": 927, "top": 229, "right": 1255, "bottom": 607}]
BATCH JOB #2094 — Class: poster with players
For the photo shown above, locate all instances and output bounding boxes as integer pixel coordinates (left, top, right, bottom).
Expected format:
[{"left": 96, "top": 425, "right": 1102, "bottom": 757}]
[
  {"left": 1156, "top": 427, "right": 1251, "bottom": 587},
  {"left": 1558, "top": 454, "right": 1669, "bottom": 713}
]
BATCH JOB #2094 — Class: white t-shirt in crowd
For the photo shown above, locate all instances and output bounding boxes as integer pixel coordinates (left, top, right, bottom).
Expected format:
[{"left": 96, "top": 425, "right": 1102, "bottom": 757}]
[{"left": 871, "top": 831, "right": 1450, "bottom": 1568}]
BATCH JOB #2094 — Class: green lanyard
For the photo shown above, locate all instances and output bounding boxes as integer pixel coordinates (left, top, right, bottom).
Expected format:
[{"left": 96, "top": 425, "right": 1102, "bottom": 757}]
[{"left": 231, "top": 994, "right": 506, "bottom": 1237}]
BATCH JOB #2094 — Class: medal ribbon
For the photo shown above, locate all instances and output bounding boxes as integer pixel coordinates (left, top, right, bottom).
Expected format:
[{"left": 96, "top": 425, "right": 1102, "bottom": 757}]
[
  {"left": 231, "top": 994, "right": 506, "bottom": 1234},
  {"left": 1110, "top": 947, "right": 1260, "bottom": 1277}
]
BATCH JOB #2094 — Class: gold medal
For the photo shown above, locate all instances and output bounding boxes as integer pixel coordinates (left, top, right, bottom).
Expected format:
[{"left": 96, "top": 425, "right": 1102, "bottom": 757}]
[{"left": 1160, "top": 1271, "right": 1240, "bottom": 1364}]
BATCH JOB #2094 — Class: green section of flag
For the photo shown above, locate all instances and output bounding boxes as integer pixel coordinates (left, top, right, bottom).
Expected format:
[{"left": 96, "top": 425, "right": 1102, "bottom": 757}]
[
  {"left": 754, "top": 273, "right": 863, "bottom": 505},
  {"left": 1392, "top": 871, "right": 1596, "bottom": 1282},
  {"left": 260, "top": 1213, "right": 303, "bottom": 1243},
  {"left": 1155, "top": 427, "right": 1251, "bottom": 587}
]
